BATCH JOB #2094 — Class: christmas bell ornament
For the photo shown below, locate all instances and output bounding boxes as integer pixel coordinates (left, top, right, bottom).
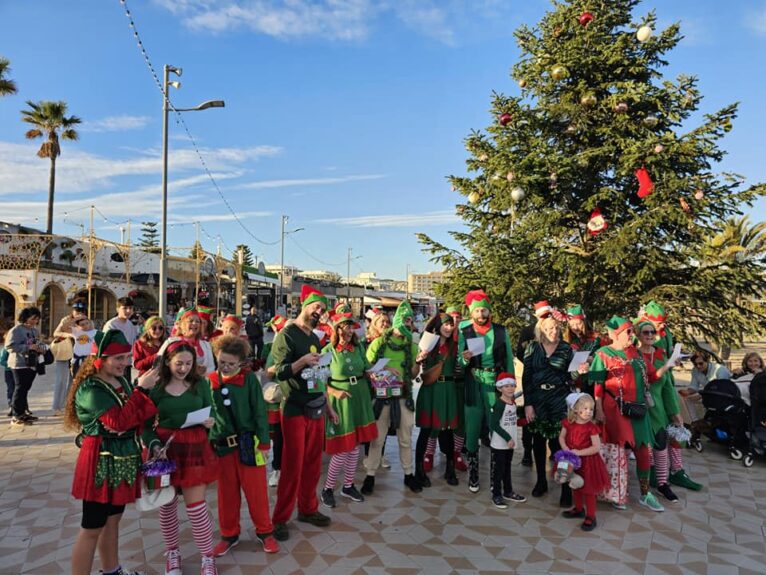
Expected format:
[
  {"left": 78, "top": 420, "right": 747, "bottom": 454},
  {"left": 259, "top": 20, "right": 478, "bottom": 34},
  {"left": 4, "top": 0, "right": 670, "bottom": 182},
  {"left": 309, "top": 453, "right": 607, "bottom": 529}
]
[
  {"left": 643, "top": 115, "right": 659, "bottom": 127},
  {"left": 468, "top": 191, "right": 481, "bottom": 204},
  {"left": 694, "top": 189, "right": 704, "bottom": 200},
  {"left": 587, "top": 208, "right": 607, "bottom": 235},
  {"left": 506, "top": 171, "right": 515, "bottom": 182},
  {"left": 510, "top": 187, "right": 525, "bottom": 202},
  {"left": 499, "top": 113, "right": 512, "bottom": 126},
  {"left": 580, "top": 93, "right": 597, "bottom": 107},
  {"left": 636, "top": 166, "right": 654, "bottom": 199},
  {"left": 551, "top": 65, "right": 568, "bottom": 81},
  {"left": 637, "top": 26, "right": 653, "bottom": 42},
  {"left": 578, "top": 12, "right": 594, "bottom": 26},
  {"left": 614, "top": 102, "right": 629, "bottom": 114},
  {"left": 654, "top": 144, "right": 664, "bottom": 154}
]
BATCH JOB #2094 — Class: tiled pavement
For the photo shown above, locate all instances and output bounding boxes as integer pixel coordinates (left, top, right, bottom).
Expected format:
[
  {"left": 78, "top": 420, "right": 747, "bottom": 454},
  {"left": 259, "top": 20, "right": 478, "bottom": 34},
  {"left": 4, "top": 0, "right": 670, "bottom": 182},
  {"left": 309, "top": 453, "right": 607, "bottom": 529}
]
[{"left": 2, "top": 369, "right": 765, "bottom": 575}]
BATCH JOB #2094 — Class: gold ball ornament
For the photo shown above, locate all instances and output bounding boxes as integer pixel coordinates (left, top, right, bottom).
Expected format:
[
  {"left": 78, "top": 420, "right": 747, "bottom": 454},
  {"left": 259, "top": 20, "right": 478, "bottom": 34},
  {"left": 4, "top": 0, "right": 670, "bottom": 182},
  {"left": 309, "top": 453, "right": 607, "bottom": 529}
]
[
  {"left": 506, "top": 171, "right": 515, "bottom": 182},
  {"left": 478, "top": 153, "right": 488, "bottom": 161},
  {"left": 694, "top": 190, "right": 704, "bottom": 200},
  {"left": 637, "top": 26, "right": 653, "bottom": 42},
  {"left": 468, "top": 191, "right": 481, "bottom": 204},
  {"left": 510, "top": 187, "right": 525, "bottom": 202},
  {"left": 519, "top": 79, "right": 528, "bottom": 88},
  {"left": 643, "top": 115, "right": 659, "bottom": 127},
  {"left": 551, "top": 65, "right": 568, "bottom": 81},
  {"left": 580, "top": 93, "right": 597, "bottom": 106}
]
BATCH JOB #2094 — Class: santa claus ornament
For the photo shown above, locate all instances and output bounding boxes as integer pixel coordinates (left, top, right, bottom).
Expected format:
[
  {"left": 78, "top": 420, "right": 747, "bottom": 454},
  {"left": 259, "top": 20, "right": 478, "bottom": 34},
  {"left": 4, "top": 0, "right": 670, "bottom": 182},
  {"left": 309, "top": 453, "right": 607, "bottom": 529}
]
[
  {"left": 587, "top": 208, "right": 608, "bottom": 235},
  {"left": 635, "top": 166, "right": 654, "bottom": 199}
]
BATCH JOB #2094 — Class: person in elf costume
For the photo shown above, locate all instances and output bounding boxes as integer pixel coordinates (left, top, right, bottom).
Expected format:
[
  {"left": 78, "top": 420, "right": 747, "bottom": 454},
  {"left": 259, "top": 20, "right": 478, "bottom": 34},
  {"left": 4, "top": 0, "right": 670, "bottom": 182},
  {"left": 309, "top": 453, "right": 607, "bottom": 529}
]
[
  {"left": 363, "top": 299, "right": 425, "bottom": 494},
  {"left": 590, "top": 316, "right": 677, "bottom": 512},
  {"left": 638, "top": 301, "right": 702, "bottom": 491},
  {"left": 457, "top": 289, "right": 516, "bottom": 494},
  {"left": 210, "top": 314, "right": 246, "bottom": 342},
  {"left": 320, "top": 304, "right": 378, "bottom": 508},
  {"left": 142, "top": 340, "right": 219, "bottom": 575},
  {"left": 414, "top": 312, "right": 460, "bottom": 487},
  {"left": 168, "top": 309, "right": 216, "bottom": 376},
  {"left": 64, "top": 330, "right": 159, "bottom": 575},
  {"left": 270, "top": 285, "right": 337, "bottom": 541},
  {"left": 261, "top": 314, "right": 288, "bottom": 487},
  {"left": 563, "top": 305, "right": 602, "bottom": 396},
  {"left": 196, "top": 305, "right": 216, "bottom": 340},
  {"left": 208, "top": 335, "right": 280, "bottom": 556}
]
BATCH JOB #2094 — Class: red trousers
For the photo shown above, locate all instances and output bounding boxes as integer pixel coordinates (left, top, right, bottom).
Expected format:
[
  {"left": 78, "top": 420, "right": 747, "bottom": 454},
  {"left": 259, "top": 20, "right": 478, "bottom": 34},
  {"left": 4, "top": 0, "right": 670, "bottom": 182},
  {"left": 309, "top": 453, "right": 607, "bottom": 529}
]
[
  {"left": 272, "top": 414, "right": 324, "bottom": 524},
  {"left": 217, "top": 451, "right": 273, "bottom": 537}
]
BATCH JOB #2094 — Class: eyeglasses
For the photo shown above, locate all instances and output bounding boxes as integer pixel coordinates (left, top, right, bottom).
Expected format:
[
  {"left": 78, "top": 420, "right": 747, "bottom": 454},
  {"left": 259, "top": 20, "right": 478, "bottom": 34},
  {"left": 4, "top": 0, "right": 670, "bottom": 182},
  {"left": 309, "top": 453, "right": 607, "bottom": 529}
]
[
  {"left": 641, "top": 330, "right": 657, "bottom": 336},
  {"left": 218, "top": 360, "right": 241, "bottom": 369}
]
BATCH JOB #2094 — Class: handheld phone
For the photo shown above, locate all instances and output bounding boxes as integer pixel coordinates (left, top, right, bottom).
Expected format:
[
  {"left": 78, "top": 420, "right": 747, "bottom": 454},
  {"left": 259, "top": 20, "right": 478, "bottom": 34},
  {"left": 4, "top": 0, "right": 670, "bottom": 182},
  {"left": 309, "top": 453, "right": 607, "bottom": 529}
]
[{"left": 152, "top": 355, "right": 163, "bottom": 370}]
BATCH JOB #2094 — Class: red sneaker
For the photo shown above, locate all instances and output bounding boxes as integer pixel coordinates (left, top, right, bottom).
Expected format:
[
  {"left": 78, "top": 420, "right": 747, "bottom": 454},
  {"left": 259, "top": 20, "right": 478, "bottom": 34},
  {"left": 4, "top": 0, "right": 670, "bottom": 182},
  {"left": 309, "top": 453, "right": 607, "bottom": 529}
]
[
  {"left": 257, "top": 534, "right": 280, "bottom": 554},
  {"left": 423, "top": 454, "right": 433, "bottom": 473},
  {"left": 454, "top": 452, "right": 468, "bottom": 472},
  {"left": 212, "top": 537, "right": 239, "bottom": 557}
]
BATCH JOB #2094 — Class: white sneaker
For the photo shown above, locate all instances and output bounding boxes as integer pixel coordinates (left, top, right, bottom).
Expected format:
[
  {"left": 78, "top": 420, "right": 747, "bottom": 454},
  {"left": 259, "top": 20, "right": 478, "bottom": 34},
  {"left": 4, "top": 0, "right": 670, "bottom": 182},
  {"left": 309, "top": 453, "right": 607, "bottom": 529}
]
[
  {"left": 381, "top": 456, "right": 391, "bottom": 469},
  {"left": 200, "top": 554, "right": 218, "bottom": 575},
  {"left": 165, "top": 548, "right": 182, "bottom": 575},
  {"left": 268, "top": 470, "right": 280, "bottom": 487}
]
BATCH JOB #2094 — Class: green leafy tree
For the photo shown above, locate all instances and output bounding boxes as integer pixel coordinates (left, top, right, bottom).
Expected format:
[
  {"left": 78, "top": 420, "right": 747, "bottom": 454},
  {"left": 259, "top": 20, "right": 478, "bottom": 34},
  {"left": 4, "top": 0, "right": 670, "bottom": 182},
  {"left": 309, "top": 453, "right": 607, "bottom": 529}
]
[
  {"left": 21, "top": 100, "right": 81, "bottom": 235},
  {"left": 139, "top": 221, "right": 161, "bottom": 253},
  {"left": 419, "top": 0, "right": 765, "bottom": 347},
  {"left": 233, "top": 244, "right": 254, "bottom": 266},
  {"left": 0, "top": 57, "right": 18, "bottom": 96}
]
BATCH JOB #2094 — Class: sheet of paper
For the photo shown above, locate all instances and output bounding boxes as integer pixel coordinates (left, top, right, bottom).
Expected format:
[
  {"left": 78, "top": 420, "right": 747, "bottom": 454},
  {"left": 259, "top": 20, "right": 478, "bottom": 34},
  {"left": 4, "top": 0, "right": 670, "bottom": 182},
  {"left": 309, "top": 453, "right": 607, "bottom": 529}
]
[
  {"left": 418, "top": 331, "right": 440, "bottom": 353},
  {"left": 369, "top": 358, "right": 390, "bottom": 373},
  {"left": 318, "top": 352, "right": 332, "bottom": 367},
  {"left": 568, "top": 351, "right": 591, "bottom": 372},
  {"left": 313, "top": 329, "right": 326, "bottom": 341},
  {"left": 466, "top": 337, "right": 485, "bottom": 356},
  {"left": 668, "top": 343, "right": 682, "bottom": 365},
  {"left": 181, "top": 406, "right": 211, "bottom": 429}
]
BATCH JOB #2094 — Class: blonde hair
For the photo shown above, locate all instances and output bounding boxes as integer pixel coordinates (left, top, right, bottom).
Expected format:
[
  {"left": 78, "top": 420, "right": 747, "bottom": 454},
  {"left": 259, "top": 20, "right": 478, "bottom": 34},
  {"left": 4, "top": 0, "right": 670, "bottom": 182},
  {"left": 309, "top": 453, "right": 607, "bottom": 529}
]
[
  {"left": 368, "top": 313, "right": 391, "bottom": 341},
  {"left": 534, "top": 316, "right": 561, "bottom": 344},
  {"left": 568, "top": 394, "right": 595, "bottom": 423}
]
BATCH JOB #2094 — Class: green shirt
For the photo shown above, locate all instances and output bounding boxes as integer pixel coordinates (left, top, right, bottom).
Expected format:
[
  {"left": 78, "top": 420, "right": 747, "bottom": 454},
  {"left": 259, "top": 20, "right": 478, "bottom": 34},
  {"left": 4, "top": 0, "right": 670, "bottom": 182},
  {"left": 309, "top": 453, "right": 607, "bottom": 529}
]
[
  {"left": 366, "top": 333, "right": 418, "bottom": 397},
  {"left": 143, "top": 379, "right": 213, "bottom": 451},
  {"left": 208, "top": 371, "right": 270, "bottom": 456},
  {"left": 457, "top": 320, "right": 515, "bottom": 383},
  {"left": 271, "top": 323, "right": 324, "bottom": 417}
]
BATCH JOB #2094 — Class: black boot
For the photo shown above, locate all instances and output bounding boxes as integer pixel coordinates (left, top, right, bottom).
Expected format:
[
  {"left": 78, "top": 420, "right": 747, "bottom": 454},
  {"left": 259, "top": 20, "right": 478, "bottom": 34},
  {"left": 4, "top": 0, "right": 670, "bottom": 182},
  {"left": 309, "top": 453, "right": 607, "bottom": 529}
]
[
  {"left": 444, "top": 458, "right": 458, "bottom": 486},
  {"left": 361, "top": 475, "right": 375, "bottom": 495},
  {"left": 531, "top": 478, "right": 548, "bottom": 497},
  {"left": 415, "top": 461, "right": 431, "bottom": 488},
  {"left": 559, "top": 483, "right": 572, "bottom": 508},
  {"left": 467, "top": 452, "right": 480, "bottom": 493},
  {"left": 404, "top": 474, "right": 423, "bottom": 493},
  {"left": 521, "top": 450, "right": 533, "bottom": 467}
]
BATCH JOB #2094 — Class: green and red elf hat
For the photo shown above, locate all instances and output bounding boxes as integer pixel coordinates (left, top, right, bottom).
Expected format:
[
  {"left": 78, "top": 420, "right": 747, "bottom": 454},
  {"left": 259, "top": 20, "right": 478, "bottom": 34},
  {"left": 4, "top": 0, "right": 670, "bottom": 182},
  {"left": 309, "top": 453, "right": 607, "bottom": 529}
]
[
  {"left": 639, "top": 300, "right": 667, "bottom": 323},
  {"left": 196, "top": 306, "right": 214, "bottom": 323},
  {"left": 566, "top": 305, "right": 586, "bottom": 320},
  {"left": 177, "top": 307, "right": 199, "bottom": 322},
  {"left": 300, "top": 285, "right": 328, "bottom": 309},
  {"left": 330, "top": 303, "right": 354, "bottom": 328},
  {"left": 265, "top": 315, "right": 287, "bottom": 333},
  {"left": 91, "top": 330, "right": 132, "bottom": 370},
  {"left": 533, "top": 300, "right": 553, "bottom": 319},
  {"left": 495, "top": 372, "right": 517, "bottom": 389},
  {"left": 605, "top": 315, "right": 633, "bottom": 335},
  {"left": 465, "top": 290, "right": 491, "bottom": 312},
  {"left": 222, "top": 314, "right": 244, "bottom": 329}
]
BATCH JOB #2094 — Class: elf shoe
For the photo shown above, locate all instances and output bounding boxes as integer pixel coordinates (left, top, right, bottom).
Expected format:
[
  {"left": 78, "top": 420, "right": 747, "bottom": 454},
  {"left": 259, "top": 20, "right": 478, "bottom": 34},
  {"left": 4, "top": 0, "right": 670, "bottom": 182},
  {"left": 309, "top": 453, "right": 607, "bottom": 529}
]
[{"left": 669, "top": 469, "right": 702, "bottom": 491}]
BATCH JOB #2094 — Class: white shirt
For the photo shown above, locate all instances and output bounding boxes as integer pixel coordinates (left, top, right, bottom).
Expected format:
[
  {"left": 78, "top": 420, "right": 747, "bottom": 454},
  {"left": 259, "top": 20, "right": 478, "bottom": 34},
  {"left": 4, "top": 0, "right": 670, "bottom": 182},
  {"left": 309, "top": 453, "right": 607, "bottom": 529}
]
[
  {"left": 72, "top": 328, "right": 97, "bottom": 357},
  {"left": 103, "top": 316, "right": 139, "bottom": 346},
  {"left": 490, "top": 402, "right": 518, "bottom": 450}
]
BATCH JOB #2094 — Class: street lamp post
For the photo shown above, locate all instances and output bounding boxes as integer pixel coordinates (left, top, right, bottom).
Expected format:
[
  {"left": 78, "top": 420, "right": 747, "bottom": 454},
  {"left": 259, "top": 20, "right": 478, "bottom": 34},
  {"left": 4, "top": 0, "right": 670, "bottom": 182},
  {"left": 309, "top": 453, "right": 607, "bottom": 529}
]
[
  {"left": 277, "top": 215, "right": 303, "bottom": 316},
  {"left": 158, "top": 64, "right": 224, "bottom": 318}
]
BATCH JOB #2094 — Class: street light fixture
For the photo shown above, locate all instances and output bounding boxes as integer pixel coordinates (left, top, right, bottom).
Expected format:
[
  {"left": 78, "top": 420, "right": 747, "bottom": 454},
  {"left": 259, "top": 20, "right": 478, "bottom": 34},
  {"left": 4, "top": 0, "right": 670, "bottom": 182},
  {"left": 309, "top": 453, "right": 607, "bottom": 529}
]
[
  {"left": 158, "top": 64, "right": 225, "bottom": 319},
  {"left": 277, "top": 214, "right": 303, "bottom": 316}
]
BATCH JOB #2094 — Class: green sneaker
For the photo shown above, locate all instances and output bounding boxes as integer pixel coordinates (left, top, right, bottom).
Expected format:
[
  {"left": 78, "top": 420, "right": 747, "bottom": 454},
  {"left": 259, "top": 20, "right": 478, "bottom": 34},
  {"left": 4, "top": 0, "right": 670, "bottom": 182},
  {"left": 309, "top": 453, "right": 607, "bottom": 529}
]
[
  {"left": 668, "top": 469, "right": 702, "bottom": 491},
  {"left": 639, "top": 492, "right": 665, "bottom": 512}
]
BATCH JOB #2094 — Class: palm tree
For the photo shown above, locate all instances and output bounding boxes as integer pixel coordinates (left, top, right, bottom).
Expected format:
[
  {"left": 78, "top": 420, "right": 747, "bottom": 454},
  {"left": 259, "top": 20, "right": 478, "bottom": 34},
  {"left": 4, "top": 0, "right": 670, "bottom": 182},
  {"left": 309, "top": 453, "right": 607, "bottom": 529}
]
[
  {"left": 21, "top": 100, "right": 81, "bottom": 234},
  {"left": 0, "top": 57, "right": 18, "bottom": 96}
]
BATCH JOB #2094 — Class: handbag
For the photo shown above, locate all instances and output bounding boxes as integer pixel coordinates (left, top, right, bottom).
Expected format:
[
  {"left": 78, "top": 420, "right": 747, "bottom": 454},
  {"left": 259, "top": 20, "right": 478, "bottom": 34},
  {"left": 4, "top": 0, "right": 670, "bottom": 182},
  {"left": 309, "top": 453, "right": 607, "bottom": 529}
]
[
  {"left": 42, "top": 347, "right": 55, "bottom": 365},
  {"left": 605, "top": 388, "right": 647, "bottom": 419},
  {"left": 50, "top": 337, "right": 74, "bottom": 362},
  {"left": 135, "top": 483, "right": 176, "bottom": 512}
]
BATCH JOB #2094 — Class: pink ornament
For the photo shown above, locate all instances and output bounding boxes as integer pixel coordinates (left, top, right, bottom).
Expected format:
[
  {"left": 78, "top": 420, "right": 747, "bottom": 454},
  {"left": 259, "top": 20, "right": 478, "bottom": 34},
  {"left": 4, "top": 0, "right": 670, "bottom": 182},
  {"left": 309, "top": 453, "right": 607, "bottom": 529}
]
[
  {"left": 654, "top": 144, "right": 664, "bottom": 153},
  {"left": 694, "top": 190, "right": 704, "bottom": 200}
]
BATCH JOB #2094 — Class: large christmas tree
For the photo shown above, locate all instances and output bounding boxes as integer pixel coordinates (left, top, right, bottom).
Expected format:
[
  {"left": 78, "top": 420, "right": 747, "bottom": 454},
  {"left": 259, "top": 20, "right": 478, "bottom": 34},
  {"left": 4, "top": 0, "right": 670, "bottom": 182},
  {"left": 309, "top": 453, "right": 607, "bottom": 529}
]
[{"left": 419, "top": 0, "right": 765, "bottom": 349}]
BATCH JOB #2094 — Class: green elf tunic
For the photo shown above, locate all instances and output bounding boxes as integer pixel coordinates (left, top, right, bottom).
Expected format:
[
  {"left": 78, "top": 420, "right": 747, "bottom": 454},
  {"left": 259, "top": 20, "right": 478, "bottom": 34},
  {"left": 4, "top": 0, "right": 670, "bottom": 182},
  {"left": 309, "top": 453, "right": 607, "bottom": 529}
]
[
  {"left": 323, "top": 342, "right": 378, "bottom": 454},
  {"left": 366, "top": 332, "right": 418, "bottom": 400},
  {"left": 71, "top": 376, "right": 157, "bottom": 504},
  {"left": 142, "top": 380, "right": 218, "bottom": 488},
  {"left": 639, "top": 346, "right": 681, "bottom": 442},
  {"left": 208, "top": 370, "right": 271, "bottom": 457},
  {"left": 416, "top": 339, "right": 459, "bottom": 431},
  {"left": 522, "top": 341, "right": 576, "bottom": 439},
  {"left": 590, "top": 346, "right": 653, "bottom": 448}
]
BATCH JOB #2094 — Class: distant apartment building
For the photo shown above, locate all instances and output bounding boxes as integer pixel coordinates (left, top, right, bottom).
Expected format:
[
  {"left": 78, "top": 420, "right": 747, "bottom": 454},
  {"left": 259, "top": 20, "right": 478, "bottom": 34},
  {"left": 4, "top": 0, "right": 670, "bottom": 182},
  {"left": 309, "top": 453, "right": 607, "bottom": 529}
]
[{"left": 408, "top": 271, "right": 445, "bottom": 296}]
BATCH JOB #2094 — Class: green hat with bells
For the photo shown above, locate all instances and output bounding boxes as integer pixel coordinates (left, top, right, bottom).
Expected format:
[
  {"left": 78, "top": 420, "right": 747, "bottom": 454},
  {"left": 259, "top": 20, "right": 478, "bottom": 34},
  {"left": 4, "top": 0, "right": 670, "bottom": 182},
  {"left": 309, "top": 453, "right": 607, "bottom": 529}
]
[{"left": 392, "top": 300, "right": 415, "bottom": 338}]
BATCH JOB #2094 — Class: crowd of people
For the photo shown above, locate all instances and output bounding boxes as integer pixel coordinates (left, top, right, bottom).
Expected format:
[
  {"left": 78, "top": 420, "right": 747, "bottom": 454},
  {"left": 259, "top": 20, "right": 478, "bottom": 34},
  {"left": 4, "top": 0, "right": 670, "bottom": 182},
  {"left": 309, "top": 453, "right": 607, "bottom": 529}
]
[{"left": 2, "top": 288, "right": 746, "bottom": 575}]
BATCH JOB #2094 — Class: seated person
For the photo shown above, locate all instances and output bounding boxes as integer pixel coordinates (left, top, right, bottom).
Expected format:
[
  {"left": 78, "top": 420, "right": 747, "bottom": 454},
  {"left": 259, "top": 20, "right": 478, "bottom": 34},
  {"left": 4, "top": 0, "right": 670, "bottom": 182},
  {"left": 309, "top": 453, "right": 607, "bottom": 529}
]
[
  {"left": 685, "top": 351, "right": 731, "bottom": 394},
  {"left": 731, "top": 352, "right": 764, "bottom": 381}
]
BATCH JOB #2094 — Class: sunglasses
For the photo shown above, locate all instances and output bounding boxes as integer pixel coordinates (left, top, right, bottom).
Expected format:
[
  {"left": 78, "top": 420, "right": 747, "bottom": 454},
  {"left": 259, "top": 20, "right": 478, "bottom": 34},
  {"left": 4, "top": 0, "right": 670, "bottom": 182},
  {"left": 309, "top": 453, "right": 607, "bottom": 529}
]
[
  {"left": 641, "top": 330, "right": 657, "bottom": 336},
  {"left": 151, "top": 325, "right": 165, "bottom": 331}
]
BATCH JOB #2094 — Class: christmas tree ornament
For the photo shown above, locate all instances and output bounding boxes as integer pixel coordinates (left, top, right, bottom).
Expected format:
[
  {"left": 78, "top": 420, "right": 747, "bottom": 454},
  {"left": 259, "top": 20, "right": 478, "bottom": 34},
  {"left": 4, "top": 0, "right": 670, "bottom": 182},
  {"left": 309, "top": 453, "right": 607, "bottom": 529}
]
[
  {"left": 510, "top": 187, "right": 525, "bottom": 202},
  {"left": 679, "top": 197, "right": 691, "bottom": 213},
  {"left": 451, "top": 184, "right": 457, "bottom": 191},
  {"left": 643, "top": 115, "right": 659, "bottom": 127},
  {"left": 468, "top": 191, "right": 481, "bottom": 204},
  {"left": 614, "top": 102, "right": 629, "bottom": 114},
  {"left": 499, "top": 113, "right": 513, "bottom": 126},
  {"left": 506, "top": 171, "right": 515, "bottom": 182},
  {"left": 551, "top": 65, "right": 568, "bottom": 80},
  {"left": 578, "top": 12, "right": 594, "bottom": 26},
  {"left": 654, "top": 144, "right": 664, "bottom": 153},
  {"left": 519, "top": 79, "right": 528, "bottom": 88},
  {"left": 549, "top": 173, "right": 558, "bottom": 188},
  {"left": 479, "top": 153, "right": 488, "bottom": 161},
  {"left": 635, "top": 166, "right": 654, "bottom": 199},
  {"left": 566, "top": 124, "right": 577, "bottom": 134},
  {"left": 553, "top": 26, "right": 564, "bottom": 38},
  {"left": 587, "top": 208, "right": 607, "bottom": 235},
  {"left": 456, "top": 205, "right": 465, "bottom": 215},
  {"left": 580, "top": 93, "right": 597, "bottom": 106},
  {"left": 694, "top": 189, "right": 704, "bottom": 200},
  {"left": 637, "top": 25, "right": 653, "bottom": 42}
]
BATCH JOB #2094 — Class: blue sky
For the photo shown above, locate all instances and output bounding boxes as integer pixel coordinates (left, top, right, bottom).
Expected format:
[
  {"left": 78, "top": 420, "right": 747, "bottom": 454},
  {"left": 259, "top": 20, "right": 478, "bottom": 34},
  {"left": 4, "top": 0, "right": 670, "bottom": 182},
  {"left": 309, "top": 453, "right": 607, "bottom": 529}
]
[{"left": 1, "top": 0, "right": 765, "bottom": 280}]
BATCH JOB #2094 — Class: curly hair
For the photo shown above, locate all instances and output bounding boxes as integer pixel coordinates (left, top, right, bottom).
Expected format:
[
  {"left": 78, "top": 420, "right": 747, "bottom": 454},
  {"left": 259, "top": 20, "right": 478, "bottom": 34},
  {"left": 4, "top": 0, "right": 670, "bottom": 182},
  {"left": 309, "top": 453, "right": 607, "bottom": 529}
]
[
  {"left": 212, "top": 334, "right": 250, "bottom": 360},
  {"left": 63, "top": 356, "right": 98, "bottom": 431}
]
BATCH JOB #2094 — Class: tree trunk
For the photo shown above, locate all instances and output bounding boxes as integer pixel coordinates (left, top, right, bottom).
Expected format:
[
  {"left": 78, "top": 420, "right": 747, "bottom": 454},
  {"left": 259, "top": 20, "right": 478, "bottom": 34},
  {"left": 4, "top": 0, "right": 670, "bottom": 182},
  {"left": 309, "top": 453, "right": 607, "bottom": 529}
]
[{"left": 46, "top": 155, "right": 56, "bottom": 235}]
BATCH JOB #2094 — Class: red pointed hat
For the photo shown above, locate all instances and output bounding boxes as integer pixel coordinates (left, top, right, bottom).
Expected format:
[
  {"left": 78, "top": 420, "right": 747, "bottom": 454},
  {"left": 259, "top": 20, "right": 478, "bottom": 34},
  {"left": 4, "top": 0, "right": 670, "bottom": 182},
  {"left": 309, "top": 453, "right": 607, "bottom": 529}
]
[
  {"left": 533, "top": 300, "right": 553, "bottom": 318},
  {"left": 300, "top": 285, "right": 328, "bottom": 308},
  {"left": 465, "top": 289, "right": 491, "bottom": 311}
]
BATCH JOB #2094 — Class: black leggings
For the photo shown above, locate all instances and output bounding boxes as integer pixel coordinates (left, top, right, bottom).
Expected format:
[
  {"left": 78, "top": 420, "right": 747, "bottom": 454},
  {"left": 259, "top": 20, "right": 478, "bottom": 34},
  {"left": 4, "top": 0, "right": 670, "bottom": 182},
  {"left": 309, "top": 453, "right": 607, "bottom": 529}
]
[
  {"left": 81, "top": 500, "right": 125, "bottom": 529},
  {"left": 271, "top": 421, "right": 283, "bottom": 471},
  {"left": 10, "top": 368, "right": 36, "bottom": 417},
  {"left": 490, "top": 447, "right": 514, "bottom": 497},
  {"left": 532, "top": 432, "right": 560, "bottom": 483},
  {"left": 415, "top": 428, "right": 455, "bottom": 468}
]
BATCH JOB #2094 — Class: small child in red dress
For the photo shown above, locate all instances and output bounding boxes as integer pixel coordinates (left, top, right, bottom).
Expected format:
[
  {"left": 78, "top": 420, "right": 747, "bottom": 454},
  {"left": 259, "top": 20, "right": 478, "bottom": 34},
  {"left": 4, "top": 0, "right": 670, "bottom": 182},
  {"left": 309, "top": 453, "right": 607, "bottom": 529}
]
[{"left": 559, "top": 393, "right": 609, "bottom": 531}]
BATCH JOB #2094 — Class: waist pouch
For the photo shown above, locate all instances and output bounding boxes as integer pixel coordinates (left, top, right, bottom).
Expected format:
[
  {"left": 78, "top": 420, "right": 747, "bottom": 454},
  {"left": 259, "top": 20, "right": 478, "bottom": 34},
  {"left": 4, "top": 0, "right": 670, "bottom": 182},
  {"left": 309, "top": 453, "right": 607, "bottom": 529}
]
[
  {"left": 303, "top": 395, "right": 327, "bottom": 419},
  {"left": 237, "top": 431, "right": 267, "bottom": 466}
]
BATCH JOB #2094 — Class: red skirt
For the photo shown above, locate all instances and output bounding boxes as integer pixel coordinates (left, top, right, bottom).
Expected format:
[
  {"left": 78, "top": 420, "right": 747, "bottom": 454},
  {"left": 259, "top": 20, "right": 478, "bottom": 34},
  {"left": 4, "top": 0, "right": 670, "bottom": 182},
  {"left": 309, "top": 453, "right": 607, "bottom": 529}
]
[
  {"left": 577, "top": 453, "right": 610, "bottom": 495},
  {"left": 155, "top": 427, "right": 218, "bottom": 488},
  {"left": 72, "top": 435, "right": 142, "bottom": 505}
]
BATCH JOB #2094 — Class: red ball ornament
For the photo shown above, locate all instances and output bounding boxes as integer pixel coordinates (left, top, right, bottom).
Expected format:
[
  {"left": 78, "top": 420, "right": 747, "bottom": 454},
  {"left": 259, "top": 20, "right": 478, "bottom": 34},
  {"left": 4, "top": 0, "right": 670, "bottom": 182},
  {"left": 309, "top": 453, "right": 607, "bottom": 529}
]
[
  {"left": 499, "top": 113, "right": 512, "bottom": 126},
  {"left": 579, "top": 12, "right": 594, "bottom": 26}
]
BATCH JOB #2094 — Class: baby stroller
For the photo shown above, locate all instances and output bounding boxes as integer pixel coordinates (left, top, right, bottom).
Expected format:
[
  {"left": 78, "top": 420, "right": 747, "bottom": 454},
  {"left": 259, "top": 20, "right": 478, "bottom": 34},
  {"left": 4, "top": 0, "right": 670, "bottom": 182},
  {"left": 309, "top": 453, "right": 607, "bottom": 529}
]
[
  {"left": 745, "top": 372, "right": 766, "bottom": 468},
  {"left": 697, "top": 379, "right": 750, "bottom": 461}
]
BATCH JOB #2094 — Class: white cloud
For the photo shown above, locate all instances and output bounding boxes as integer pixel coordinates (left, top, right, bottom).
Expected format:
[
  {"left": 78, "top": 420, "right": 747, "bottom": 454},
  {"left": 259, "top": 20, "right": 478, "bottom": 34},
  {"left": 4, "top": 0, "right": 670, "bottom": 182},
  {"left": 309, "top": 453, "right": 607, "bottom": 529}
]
[
  {"left": 745, "top": 7, "right": 766, "bottom": 36},
  {"left": 238, "top": 174, "right": 385, "bottom": 189},
  {"left": 393, "top": 1, "right": 454, "bottom": 45},
  {"left": 80, "top": 115, "right": 152, "bottom": 133},
  {"left": 319, "top": 210, "right": 460, "bottom": 228}
]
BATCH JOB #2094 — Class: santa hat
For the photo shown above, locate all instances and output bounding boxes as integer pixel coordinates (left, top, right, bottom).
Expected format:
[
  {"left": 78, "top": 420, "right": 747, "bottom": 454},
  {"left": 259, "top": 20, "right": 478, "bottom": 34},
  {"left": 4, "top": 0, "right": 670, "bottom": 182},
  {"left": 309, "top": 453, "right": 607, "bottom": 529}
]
[
  {"left": 606, "top": 315, "right": 633, "bottom": 334},
  {"left": 91, "top": 330, "right": 132, "bottom": 370},
  {"left": 495, "top": 372, "right": 517, "bottom": 389},
  {"left": 465, "top": 290, "right": 491, "bottom": 312},
  {"left": 266, "top": 315, "right": 287, "bottom": 333},
  {"left": 533, "top": 300, "right": 553, "bottom": 319},
  {"left": 567, "top": 305, "right": 586, "bottom": 320},
  {"left": 300, "top": 285, "right": 328, "bottom": 309}
]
